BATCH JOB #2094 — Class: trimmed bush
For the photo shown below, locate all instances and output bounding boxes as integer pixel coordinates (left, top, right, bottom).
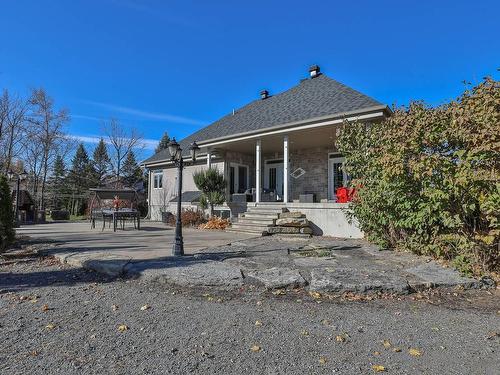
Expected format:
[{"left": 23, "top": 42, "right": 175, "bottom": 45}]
[
  {"left": 338, "top": 77, "right": 499, "bottom": 274},
  {"left": 167, "top": 208, "right": 206, "bottom": 227},
  {"left": 50, "top": 210, "right": 70, "bottom": 221},
  {"left": 193, "top": 168, "right": 226, "bottom": 217},
  {"left": 0, "top": 175, "right": 15, "bottom": 253}
]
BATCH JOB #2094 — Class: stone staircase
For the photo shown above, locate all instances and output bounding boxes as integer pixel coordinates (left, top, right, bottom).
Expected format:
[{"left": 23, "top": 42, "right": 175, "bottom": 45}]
[{"left": 227, "top": 203, "right": 287, "bottom": 235}]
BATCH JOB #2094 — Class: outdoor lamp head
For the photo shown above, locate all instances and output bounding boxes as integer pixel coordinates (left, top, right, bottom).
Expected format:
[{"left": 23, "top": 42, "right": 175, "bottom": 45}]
[
  {"left": 19, "top": 170, "right": 28, "bottom": 180},
  {"left": 168, "top": 138, "right": 180, "bottom": 160},
  {"left": 189, "top": 141, "right": 200, "bottom": 162},
  {"left": 7, "top": 170, "right": 14, "bottom": 181}
]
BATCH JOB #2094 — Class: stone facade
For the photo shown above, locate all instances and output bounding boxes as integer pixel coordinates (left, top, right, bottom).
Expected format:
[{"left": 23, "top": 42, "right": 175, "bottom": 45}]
[{"left": 289, "top": 145, "right": 338, "bottom": 202}]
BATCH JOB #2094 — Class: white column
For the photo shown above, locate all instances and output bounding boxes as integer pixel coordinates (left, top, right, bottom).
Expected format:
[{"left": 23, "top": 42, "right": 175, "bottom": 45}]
[
  {"left": 283, "top": 135, "right": 289, "bottom": 203},
  {"left": 206, "top": 150, "right": 212, "bottom": 169},
  {"left": 256, "top": 140, "right": 261, "bottom": 203}
]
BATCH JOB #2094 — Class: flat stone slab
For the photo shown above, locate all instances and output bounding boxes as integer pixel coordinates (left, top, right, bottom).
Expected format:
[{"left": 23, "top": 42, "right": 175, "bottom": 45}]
[
  {"left": 246, "top": 267, "right": 307, "bottom": 289},
  {"left": 51, "top": 251, "right": 132, "bottom": 277},
  {"left": 310, "top": 267, "right": 410, "bottom": 294},
  {"left": 127, "top": 259, "right": 244, "bottom": 288},
  {"left": 405, "top": 263, "right": 482, "bottom": 289}
]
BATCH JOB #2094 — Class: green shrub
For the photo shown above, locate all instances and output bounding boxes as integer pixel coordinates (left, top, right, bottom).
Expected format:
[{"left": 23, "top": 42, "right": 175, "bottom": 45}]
[
  {"left": 0, "top": 175, "right": 15, "bottom": 253},
  {"left": 193, "top": 168, "right": 226, "bottom": 216},
  {"left": 338, "top": 77, "right": 499, "bottom": 274}
]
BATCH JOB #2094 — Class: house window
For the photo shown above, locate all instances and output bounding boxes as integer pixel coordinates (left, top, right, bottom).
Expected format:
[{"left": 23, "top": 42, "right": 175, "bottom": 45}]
[
  {"left": 229, "top": 163, "right": 249, "bottom": 194},
  {"left": 153, "top": 170, "right": 163, "bottom": 189},
  {"left": 269, "top": 168, "right": 277, "bottom": 192},
  {"left": 328, "top": 154, "right": 349, "bottom": 200}
]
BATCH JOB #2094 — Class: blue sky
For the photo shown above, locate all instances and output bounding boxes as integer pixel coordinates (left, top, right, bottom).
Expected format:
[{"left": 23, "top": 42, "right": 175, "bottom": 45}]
[{"left": 1, "top": 0, "right": 498, "bottom": 160}]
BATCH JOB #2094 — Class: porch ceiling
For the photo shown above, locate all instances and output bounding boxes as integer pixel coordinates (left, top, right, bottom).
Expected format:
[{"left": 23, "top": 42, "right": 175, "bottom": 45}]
[{"left": 211, "top": 124, "right": 341, "bottom": 155}]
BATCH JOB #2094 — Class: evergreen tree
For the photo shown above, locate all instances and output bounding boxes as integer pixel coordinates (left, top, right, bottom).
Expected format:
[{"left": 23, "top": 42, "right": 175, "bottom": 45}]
[
  {"left": 68, "top": 143, "right": 92, "bottom": 214},
  {"left": 92, "top": 138, "right": 110, "bottom": 186},
  {"left": 0, "top": 174, "right": 15, "bottom": 252},
  {"left": 122, "top": 151, "right": 143, "bottom": 188},
  {"left": 51, "top": 154, "right": 66, "bottom": 209},
  {"left": 193, "top": 168, "right": 226, "bottom": 217},
  {"left": 155, "top": 132, "right": 170, "bottom": 153}
]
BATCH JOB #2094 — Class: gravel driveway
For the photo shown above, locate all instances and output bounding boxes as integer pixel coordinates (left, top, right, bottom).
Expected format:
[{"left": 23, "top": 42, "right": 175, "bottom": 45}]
[{"left": 1, "top": 251, "right": 499, "bottom": 375}]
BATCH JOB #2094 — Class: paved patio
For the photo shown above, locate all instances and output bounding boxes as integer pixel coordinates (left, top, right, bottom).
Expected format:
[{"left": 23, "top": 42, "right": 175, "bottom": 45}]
[{"left": 18, "top": 221, "right": 256, "bottom": 261}]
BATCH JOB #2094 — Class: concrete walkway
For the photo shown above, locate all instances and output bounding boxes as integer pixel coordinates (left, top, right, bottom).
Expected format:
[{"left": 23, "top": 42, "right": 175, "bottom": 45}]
[
  {"left": 20, "top": 221, "right": 493, "bottom": 294},
  {"left": 18, "top": 220, "right": 255, "bottom": 261}
]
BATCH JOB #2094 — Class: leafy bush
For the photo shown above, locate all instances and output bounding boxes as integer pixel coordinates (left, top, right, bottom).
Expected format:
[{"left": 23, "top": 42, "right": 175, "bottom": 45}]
[
  {"left": 338, "top": 77, "right": 499, "bottom": 274},
  {"left": 168, "top": 208, "right": 206, "bottom": 227},
  {"left": 50, "top": 210, "right": 70, "bottom": 221},
  {"left": 193, "top": 168, "right": 226, "bottom": 216},
  {"left": 0, "top": 175, "right": 15, "bottom": 253}
]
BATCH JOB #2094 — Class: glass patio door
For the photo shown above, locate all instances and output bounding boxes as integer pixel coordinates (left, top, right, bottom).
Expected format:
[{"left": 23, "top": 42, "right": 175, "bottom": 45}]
[{"left": 328, "top": 155, "right": 348, "bottom": 201}]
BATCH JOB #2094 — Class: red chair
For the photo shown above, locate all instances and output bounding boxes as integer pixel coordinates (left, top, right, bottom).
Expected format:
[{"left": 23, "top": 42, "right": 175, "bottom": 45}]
[
  {"left": 336, "top": 187, "right": 349, "bottom": 203},
  {"left": 336, "top": 187, "right": 356, "bottom": 203}
]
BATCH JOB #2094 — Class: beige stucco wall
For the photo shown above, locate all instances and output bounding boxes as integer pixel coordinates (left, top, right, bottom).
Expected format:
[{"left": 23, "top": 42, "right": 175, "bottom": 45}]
[{"left": 148, "top": 160, "right": 224, "bottom": 221}]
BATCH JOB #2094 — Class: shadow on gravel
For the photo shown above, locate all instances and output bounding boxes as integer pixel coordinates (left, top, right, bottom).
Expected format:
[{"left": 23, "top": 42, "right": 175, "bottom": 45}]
[{"left": 0, "top": 262, "right": 114, "bottom": 294}]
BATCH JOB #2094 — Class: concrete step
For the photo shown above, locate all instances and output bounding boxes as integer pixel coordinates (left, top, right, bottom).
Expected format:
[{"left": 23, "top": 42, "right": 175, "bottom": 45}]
[
  {"left": 230, "top": 222, "right": 274, "bottom": 230},
  {"left": 237, "top": 218, "right": 276, "bottom": 225},
  {"left": 239, "top": 212, "right": 279, "bottom": 220},
  {"left": 245, "top": 208, "right": 283, "bottom": 215},
  {"left": 248, "top": 205, "right": 286, "bottom": 210},
  {"left": 226, "top": 227, "right": 265, "bottom": 235}
]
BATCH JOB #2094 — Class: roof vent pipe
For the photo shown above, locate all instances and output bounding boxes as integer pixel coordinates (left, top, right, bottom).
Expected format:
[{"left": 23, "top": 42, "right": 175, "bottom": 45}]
[
  {"left": 309, "top": 65, "right": 321, "bottom": 78},
  {"left": 260, "top": 90, "right": 270, "bottom": 100}
]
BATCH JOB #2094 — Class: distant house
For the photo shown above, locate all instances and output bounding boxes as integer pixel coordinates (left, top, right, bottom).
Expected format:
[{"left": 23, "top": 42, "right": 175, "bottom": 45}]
[{"left": 142, "top": 66, "right": 390, "bottom": 237}]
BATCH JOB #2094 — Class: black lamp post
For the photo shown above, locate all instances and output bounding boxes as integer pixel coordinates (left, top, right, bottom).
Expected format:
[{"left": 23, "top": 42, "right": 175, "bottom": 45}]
[
  {"left": 168, "top": 138, "right": 200, "bottom": 256},
  {"left": 7, "top": 169, "right": 28, "bottom": 228}
]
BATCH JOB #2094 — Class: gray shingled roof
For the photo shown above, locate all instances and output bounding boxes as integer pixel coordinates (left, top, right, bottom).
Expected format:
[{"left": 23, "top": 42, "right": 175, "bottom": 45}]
[
  {"left": 169, "top": 190, "right": 201, "bottom": 203},
  {"left": 143, "top": 73, "right": 384, "bottom": 165}
]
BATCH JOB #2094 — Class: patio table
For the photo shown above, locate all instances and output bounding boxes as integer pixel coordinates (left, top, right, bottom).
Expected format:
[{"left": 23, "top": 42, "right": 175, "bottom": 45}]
[{"left": 91, "top": 209, "right": 140, "bottom": 232}]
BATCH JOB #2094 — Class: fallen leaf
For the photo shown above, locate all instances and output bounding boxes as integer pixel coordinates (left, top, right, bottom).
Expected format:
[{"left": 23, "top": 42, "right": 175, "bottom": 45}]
[
  {"left": 372, "top": 364, "right": 386, "bottom": 372},
  {"left": 250, "top": 345, "right": 261, "bottom": 352},
  {"left": 486, "top": 332, "right": 499, "bottom": 340},
  {"left": 111, "top": 305, "right": 118, "bottom": 311},
  {"left": 140, "top": 304, "right": 151, "bottom": 311},
  {"left": 335, "top": 334, "right": 346, "bottom": 342},
  {"left": 373, "top": 351, "right": 381, "bottom": 356},
  {"left": 392, "top": 347, "right": 402, "bottom": 352},
  {"left": 409, "top": 348, "right": 422, "bottom": 357},
  {"left": 300, "top": 330, "right": 309, "bottom": 336},
  {"left": 41, "top": 304, "right": 49, "bottom": 312},
  {"left": 382, "top": 340, "right": 391, "bottom": 348},
  {"left": 45, "top": 323, "right": 55, "bottom": 330},
  {"left": 207, "top": 296, "right": 214, "bottom": 301},
  {"left": 117, "top": 324, "right": 129, "bottom": 332},
  {"left": 309, "top": 291, "right": 322, "bottom": 299},
  {"left": 321, "top": 319, "right": 332, "bottom": 326},
  {"left": 272, "top": 289, "right": 286, "bottom": 296},
  {"left": 256, "top": 301, "right": 263, "bottom": 306},
  {"left": 319, "top": 356, "right": 328, "bottom": 364}
]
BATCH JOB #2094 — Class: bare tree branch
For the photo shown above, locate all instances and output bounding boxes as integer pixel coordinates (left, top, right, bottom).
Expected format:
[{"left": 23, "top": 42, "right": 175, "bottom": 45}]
[{"left": 102, "top": 118, "right": 143, "bottom": 188}]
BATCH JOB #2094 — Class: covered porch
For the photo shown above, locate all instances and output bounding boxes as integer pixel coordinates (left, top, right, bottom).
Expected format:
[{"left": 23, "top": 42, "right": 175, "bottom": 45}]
[{"left": 203, "top": 123, "right": 349, "bottom": 205}]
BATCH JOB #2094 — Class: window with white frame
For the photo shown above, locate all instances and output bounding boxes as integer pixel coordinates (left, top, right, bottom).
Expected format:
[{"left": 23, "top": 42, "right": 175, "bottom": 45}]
[
  {"left": 328, "top": 153, "right": 349, "bottom": 200},
  {"left": 229, "top": 163, "right": 249, "bottom": 194},
  {"left": 153, "top": 170, "right": 163, "bottom": 189}
]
